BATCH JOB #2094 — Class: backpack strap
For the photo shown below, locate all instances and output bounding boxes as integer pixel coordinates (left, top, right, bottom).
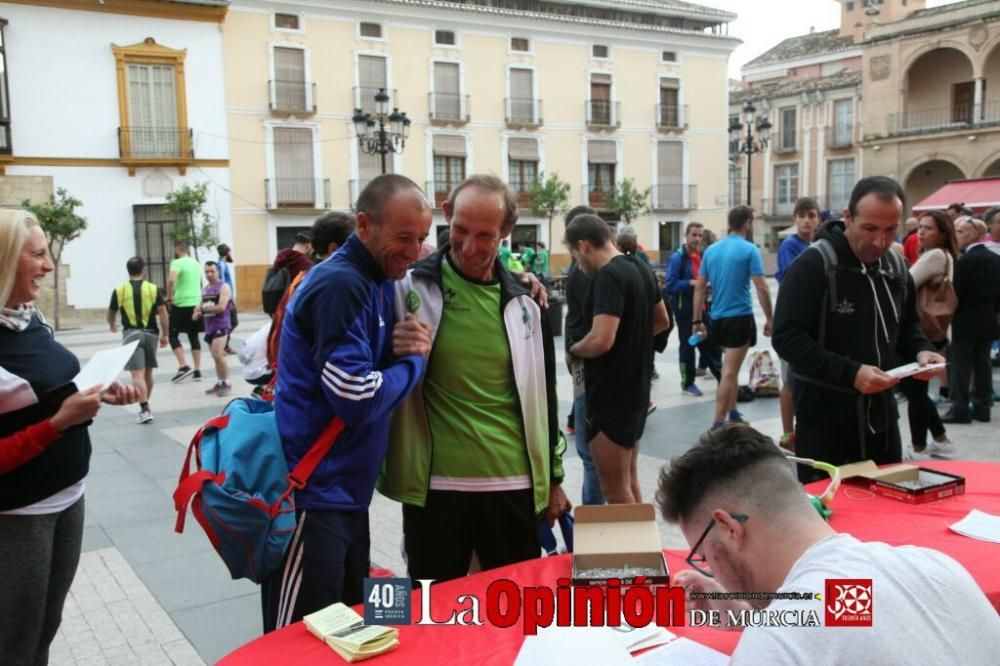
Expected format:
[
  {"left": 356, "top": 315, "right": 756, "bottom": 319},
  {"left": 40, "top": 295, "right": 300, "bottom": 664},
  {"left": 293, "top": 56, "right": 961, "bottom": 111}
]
[
  {"left": 271, "top": 417, "right": 346, "bottom": 517},
  {"left": 810, "top": 239, "right": 839, "bottom": 352},
  {"left": 173, "top": 414, "right": 231, "bottom": 534}
]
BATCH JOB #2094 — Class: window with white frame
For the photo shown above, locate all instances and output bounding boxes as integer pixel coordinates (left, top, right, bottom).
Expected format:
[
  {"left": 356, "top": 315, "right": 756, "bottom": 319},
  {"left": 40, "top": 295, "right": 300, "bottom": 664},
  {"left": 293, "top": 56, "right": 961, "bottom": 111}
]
[
  {"left": 658, "top": 79, "right": 680, "bottom": 127},
  {"left": 510, "top": 37, "right": 530, "bottom": 52},
  {"left": 432, "top": 61, "right": 462, "bottom": 121},
  {"left": 589, "top": 73, "right": 613, "bottom": 125},
  {"left": 833, "top": 99, "right": 853, "bottom": 147},
  {"left": 126, "top": 63, "right": 180, "bottom": 157},
  {"left": 0, "top": 20, "right": 9, "bottom": 153},
  {"left": 272, "top": 127, "right": 316, "bottom": 207},
  {"left": 656, "top": 141, "right": 685, "bottom": 208},
  {"left": 272, "top": 47, "right": 308, "bottom": 112},
  {"left": 775, "top": 163, "right": 799, "bottom": 213},
  {"left": 508, "top": 68, "right": 536, "bottom": 123},
  {"left": 592, "top": 44, "right": 609, "bottom": 59},
  {"left": 827, "top": 159, "right": 855, "bottom": 212},
  {"left": 435, "top": 30, "right": 456, "bottom": 46},
  {"left": 729, "top": 164, "right": 743, "bottom": 206},
  {"left": 359, "top": 22, "right": 383, "bottom": 39},
  {"left": 587, "top": 140, "right": 616, "bottom": 208},
  {"left": 273, "top": 13, "right": 300, "bottom": 31},
  {"left": 508, "top": 138, "right": 539, "bottom": 200},
  {"left": 432, "top": 134, "right": 466, "bottom": 206},
  {"left": 661, "top": 50, "right": 677, "bottom": 63},
  {"left": 357, "top": 54, "right": 388, "bottom": 114},
  {"left": 779, "top": 107, "right": 797, "bottom": 152}
]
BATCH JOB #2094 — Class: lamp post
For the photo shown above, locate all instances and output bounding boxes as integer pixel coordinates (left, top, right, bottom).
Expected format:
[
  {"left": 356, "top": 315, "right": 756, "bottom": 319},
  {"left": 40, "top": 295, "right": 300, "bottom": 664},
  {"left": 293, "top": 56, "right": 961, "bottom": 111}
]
[
  {"left": 729, "top": 101, "right": 772, "bottom": 208},
  {"left": 352, "top": 88, "right": 411, "bottom": 174}
]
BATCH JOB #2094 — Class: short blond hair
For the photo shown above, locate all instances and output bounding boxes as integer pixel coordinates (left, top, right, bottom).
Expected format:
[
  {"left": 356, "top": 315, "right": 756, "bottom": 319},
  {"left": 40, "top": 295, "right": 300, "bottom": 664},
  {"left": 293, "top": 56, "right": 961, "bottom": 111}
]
[{"left": 0, "top": 209, "right": 42, "bottom": 308}]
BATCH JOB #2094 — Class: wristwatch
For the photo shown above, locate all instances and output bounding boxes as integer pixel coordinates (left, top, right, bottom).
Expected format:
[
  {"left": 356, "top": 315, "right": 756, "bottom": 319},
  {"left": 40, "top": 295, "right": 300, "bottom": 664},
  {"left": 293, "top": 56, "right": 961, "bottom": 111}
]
[{"left": 692, "top": 320, "right": 702, "bottom": 325}]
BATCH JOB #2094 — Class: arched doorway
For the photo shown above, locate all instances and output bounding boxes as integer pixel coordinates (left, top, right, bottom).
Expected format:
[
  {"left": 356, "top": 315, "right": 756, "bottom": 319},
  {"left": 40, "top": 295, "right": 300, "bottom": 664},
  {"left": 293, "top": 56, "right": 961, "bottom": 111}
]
[
  {"left": 904, "top": 48, "right": 975, "bottom": 130},
  {"left": 904, "top": 160, "right": 966, "bottom": 211},
  {"left": 982, "top": 157, "right": 1000, "bottom": 178}
]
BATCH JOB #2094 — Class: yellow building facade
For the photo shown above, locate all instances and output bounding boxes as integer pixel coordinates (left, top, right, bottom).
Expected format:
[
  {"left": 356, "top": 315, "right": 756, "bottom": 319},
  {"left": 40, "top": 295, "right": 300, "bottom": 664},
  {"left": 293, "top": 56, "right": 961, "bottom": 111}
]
[{"left": 223, "top": 0, "right": 738, "bottom": 307}]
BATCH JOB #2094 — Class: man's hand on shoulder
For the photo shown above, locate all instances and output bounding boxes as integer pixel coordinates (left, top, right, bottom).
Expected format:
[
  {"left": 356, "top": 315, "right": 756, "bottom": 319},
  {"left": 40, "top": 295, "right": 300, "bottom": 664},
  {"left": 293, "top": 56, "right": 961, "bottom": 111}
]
[
  {"left": 853, "top": 364, "right": 898, "bottom": 394},
  {"left": 392, "top": 314, "right": 432, "bottom": 358}
]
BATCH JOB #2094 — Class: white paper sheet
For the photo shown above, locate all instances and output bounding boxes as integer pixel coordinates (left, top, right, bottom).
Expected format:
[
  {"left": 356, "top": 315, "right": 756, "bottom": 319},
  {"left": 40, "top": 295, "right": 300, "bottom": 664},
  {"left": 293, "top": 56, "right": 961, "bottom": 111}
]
[
  {"left": 949, "top": 509, "right": 1000, "bottom": 544},
  {"left": 72, "top": 341, "right": 139, "bottom": 391},
  {"left": 515, "top": 625, "right": 633, "bottom": 666},
  {"left": 632, "top": 638, "right": 728, "bottom": 666},
  {"left": 885, "top": 362, "right": 947, "bottom": 380}
]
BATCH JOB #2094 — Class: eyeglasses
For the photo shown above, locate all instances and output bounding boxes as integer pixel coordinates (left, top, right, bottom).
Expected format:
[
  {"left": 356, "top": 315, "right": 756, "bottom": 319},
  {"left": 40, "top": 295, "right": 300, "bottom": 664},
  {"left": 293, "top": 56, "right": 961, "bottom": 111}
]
[{"left": 685, "top": 513, "right": 749, "bottom": 578}]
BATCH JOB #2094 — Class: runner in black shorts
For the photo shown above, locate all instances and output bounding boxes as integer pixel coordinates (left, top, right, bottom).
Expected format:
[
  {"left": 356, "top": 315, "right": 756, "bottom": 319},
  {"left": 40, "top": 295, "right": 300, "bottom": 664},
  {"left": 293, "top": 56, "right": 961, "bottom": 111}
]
[
  {"left": 566, "top": 215, "right": 670, "bottom": 504},
  {"left": 710, "top": 314, "right": 757, "bottom": 349}
]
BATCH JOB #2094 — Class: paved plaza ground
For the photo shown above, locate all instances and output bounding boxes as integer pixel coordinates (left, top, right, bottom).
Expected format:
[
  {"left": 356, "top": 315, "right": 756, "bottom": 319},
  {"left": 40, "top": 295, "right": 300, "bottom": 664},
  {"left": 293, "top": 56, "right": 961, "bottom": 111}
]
[{"left": 49, "top": 283, "right": 1000, "bottom": 664}]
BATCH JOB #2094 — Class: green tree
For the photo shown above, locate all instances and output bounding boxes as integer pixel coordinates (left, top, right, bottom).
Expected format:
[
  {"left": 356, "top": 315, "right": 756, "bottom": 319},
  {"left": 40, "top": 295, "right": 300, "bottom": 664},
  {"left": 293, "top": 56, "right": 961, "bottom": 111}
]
[
  {"left": 606, "top": 177, "right": 651, "bottom": 225},
  {"left": 22, "top": 188, "right": 87, "bottom": 331},
  {"left": 528, "top": 172, "right": 571, "bottom": 229},
  {"left": 164, "top": 182, "right": 218, "bottom": 260}
]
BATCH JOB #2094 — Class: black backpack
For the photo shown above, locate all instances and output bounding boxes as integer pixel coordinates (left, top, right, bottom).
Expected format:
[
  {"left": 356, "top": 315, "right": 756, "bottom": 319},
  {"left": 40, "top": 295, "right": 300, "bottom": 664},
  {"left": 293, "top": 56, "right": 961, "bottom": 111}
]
[{"left": 261, "top": 267, "right": 291, "bottom": 316}]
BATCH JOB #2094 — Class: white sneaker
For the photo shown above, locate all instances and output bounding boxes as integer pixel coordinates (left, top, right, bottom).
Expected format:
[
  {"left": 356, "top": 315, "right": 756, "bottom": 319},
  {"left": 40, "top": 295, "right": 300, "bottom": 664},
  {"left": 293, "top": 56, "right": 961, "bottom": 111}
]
[
  {"left": 136, "top": 410, "right": 154, "bottom": 424},
  {"left": 903, "top": 446, "right": 930, "bottom": 461},
  {"left": 927, "top": 438, "right": 957, "bottom": 459}
]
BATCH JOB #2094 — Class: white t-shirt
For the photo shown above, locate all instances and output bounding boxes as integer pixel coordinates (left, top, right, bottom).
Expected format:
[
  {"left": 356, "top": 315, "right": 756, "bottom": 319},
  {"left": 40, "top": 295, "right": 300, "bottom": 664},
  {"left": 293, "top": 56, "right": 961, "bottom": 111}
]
[{"left": 732, "top": 534, "right": 1000, "bottom": 665}]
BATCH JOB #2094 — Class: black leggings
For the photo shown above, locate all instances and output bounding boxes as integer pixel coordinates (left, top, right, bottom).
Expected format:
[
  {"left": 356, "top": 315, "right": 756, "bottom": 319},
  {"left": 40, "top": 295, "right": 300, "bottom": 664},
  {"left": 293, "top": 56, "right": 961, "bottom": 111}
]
[
  {"left": 899, "top": 376, "right": 945, "bottom": 448},
  {"left": 168, "top": 306, "right": 202, "bottom": 351},
  {"left": 168, "top": 329, "right": 201, "bottom": 352}
]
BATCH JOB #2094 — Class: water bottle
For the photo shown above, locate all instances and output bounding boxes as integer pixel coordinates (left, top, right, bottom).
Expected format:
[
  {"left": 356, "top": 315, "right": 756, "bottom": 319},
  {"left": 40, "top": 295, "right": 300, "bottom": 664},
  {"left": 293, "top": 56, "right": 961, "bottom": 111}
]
[{"left": 688, "top": 331, "right": 706, "bottom": 346}]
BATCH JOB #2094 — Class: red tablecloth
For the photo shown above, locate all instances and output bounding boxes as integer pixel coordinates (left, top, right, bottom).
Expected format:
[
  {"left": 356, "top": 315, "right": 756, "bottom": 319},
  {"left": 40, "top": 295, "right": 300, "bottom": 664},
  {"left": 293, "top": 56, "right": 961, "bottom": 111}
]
[
  {"left": 222, "top": 460, "right": 1000, "bottom": 665},
  {"left": 804, "top": 460, "right": 1000, "bottom": 610}
]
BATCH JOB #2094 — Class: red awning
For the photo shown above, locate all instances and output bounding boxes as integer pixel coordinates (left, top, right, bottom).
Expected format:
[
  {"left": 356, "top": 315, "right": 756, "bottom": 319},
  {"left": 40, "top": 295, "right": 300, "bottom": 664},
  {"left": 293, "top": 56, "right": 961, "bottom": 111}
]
[{"left": 912, "top": 177, "right": 1000, "bottom": 215}]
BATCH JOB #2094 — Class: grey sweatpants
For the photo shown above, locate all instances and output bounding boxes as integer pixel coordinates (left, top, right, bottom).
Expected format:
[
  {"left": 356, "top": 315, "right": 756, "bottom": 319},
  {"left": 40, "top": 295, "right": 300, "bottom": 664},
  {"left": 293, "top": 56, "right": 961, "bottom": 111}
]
[{"left": 0, "top": 497, "right": 85, "bottom": 666}]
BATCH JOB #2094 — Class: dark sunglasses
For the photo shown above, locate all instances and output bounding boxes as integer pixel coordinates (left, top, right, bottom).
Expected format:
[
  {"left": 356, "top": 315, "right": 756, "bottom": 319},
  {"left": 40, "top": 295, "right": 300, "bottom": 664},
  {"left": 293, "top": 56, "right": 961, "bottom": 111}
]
[{"left": 686, "top": 513, "right": 749, "bottom": 578}]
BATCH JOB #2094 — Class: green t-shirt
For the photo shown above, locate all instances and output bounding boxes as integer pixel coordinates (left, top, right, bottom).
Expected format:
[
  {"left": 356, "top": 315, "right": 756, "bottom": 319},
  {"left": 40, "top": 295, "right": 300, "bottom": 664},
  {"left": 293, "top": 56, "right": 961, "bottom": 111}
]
[
  {"left": 534, "top": 249, "right": 550, "bottom": 276},
  {"left": 521, "top": 246, "right": 536, "bottom": 273},
  {"left": 169, "top": 256, "right": 202, "bottom": 307},
  {"left": 424, "top": 256, "right": 531, "bottom": 489},
  {"left": 499, "top": 244, "right": 512, "bottom": 269}
]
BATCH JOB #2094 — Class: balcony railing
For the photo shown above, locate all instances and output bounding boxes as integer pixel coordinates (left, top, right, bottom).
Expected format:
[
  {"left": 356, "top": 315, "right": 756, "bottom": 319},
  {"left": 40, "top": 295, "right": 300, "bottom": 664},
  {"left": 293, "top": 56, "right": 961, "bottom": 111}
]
[
  {"left": 513, "top": 189, "right": 535, "bottom": 209},
  {"left": 269, "top": 80, "right": 316, "bottom": 115},
  {"left": 505, "top": 98, "right": 543, "bottom": 127},
  {"left": 586, "top": 100, "right": 620, "bottom": 128},
  {"left": 349, "top": 178, "right": 374, "bottom": 208},
  {"left": 773, "top": 140, "right": 797, "bottom": 155},
  {"left": 426, "top": 180, "right": 458, "bottom": 208},
  {"left": 118, "top": 127, "right": 193, "bottom": 161},
  {"left": 354, "top": 86, "right": 397, "bottom": 115},
  {"left": 886, "top": 101, "right": 1000, "bottom": 137},
  {"left": 265, "top": 178, "right": 330, "bottom": 210},
  {"left": 429, "top": 93, "right": 470, "bottom": 124},
  {"left": 826, "top": 128, "right": 853, "bottom": 149},
  {"left": 656, "top": 104, "right": 688, "bottom": 130},
  {"left": 586, "top": 184, "right": 612, "bottom": 209},
  {"left": 653, "top": 184, "right": 697, "bottom": 210}
]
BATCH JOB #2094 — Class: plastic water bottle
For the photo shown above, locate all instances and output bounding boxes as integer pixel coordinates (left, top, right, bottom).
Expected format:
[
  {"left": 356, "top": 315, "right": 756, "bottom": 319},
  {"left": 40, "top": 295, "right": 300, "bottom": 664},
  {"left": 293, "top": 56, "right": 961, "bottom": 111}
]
[{"left": 688, "top": 331, "right": 706, "bottom": 346}]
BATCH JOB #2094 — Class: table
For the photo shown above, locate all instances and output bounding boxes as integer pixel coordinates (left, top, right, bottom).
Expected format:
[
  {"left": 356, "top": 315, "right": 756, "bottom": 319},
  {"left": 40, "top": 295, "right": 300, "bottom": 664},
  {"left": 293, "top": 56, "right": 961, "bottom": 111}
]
[
  {"left": 805, "top": 460, "right": 1000, "bottom": 610},
  {"left": 222, "top": 460, "right": 1000, "bottom": 664},
  {"left": 220, "top": 551, "right": 740, "bottom": 665}
]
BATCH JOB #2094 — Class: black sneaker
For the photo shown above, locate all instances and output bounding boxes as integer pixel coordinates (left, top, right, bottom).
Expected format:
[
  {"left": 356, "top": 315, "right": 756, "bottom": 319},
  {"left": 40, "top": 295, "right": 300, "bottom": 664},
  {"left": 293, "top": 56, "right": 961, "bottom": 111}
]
[
  {"left": 171, "top": 366, "right": 193, "bottom": 383},
  {"left": 192, "top": 370, "right": 203, "bottom": 381}
]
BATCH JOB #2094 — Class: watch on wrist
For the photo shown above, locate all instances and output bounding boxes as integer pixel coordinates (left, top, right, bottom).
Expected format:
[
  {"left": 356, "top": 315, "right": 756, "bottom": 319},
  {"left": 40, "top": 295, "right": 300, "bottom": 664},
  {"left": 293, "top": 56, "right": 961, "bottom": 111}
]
[{"left": 692, "top": 320, "right": 702, "bottom": 325}]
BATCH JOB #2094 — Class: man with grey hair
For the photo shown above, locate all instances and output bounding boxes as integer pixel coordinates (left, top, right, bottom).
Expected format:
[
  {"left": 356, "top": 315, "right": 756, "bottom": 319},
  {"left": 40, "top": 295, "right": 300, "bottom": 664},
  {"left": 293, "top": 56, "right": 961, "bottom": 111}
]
[
  {"left": 380, "top": 174, "right": 569, "bottom": 583},
  {"left": 656, "top": 423, "right": 1000, "bottom": 663}
]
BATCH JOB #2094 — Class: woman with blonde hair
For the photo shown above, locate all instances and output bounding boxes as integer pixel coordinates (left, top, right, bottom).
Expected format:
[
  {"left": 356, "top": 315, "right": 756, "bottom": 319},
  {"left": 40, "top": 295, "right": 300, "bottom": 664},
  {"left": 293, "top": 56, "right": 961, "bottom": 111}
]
[
  {"left": 0, "top": 209, "right": 139, "bottom": 664},
  {"left": 901, "top": 209, "right": 959, "bottom": 461}
]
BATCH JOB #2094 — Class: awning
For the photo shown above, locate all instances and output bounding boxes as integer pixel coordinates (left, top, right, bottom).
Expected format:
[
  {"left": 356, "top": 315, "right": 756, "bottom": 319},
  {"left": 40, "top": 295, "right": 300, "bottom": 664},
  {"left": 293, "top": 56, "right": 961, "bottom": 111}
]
[{"left": 911, "top": 177, "right": 1000, "bottom": 215}]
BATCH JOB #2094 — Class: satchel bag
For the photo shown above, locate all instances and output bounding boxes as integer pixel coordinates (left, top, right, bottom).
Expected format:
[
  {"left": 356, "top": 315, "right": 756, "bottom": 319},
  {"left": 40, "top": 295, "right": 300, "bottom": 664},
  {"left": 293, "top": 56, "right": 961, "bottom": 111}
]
[{"left": 917, "top": 254, "right": 957, "bottom": 343}]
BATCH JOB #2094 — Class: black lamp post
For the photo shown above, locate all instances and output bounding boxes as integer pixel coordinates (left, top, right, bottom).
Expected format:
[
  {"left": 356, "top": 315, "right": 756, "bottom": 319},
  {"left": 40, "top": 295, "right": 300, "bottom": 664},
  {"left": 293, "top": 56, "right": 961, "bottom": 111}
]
[
  {"left": 352, "top": 88, "right": 411, "bottom": 175},
  {"left": 729, "top": 101, "right": 772, "bottom": 207}
]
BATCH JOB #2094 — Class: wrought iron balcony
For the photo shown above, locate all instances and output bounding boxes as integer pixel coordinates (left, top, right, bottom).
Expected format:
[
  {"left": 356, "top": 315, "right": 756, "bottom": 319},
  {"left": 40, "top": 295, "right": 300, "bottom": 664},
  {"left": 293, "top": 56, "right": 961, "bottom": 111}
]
[
  {"left": 585, "top": 183, "right": 612, "bottom": 209},
  {"left": 653, "top": 184, "right": 697, "bottom": 210},
  {"left": 118, "top": 127, "right": 193, "bottom": 161},
  {"left": 354, "top": 86, "right": 397, "bottom": 115},
  {"left": 505, "top": 98, "right": 543, "bottom": 127},
  {"left": 428, "top": 93, "right": 470, "bottom": 124},
  {"left": 269, "top": 80, "right": 316, "bottom": 115},
  {"left": 826, "top": 128, "right": 854, "bottom": 149},
  {"left": 656, "top": 104, "right": 688, "bottom": 130},
  {"left": 586, "top": 100, "right": 620, "bottom": 128},
  {"left": 886, "top": 101, "right": 1000, "bottom": 137},
  {"left": 265, "top": 178, "right": 330, "bottom": 211}
]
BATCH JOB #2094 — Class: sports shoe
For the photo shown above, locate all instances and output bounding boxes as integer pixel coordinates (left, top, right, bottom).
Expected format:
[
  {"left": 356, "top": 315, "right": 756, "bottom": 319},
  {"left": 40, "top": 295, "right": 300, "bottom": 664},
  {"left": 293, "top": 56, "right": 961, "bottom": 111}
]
[
  {"left": 171, "top": 366, "right": 193, "bottom": 383},
  {"left": 728, "top": 409, "right": 745, "bottom": 423},
  {"left": 903, "top": 446, "right": 930, "bottom": 461},
  {"left": 205, "top": 383, "right": 221, "bottom": 395},
  {"left": 927, "top": 438, "right": 957, "bottom": 459},
  {"left": 192, "top": 370, "right": 203, "bottom": 382},
  {"left": 136, "top": 410, "right": 154, "bottom": 424},
  {"left": 682, "top": 385, "right": 703, "bottom": 397},
  {"left": 647, "top": 401, "right": 657, "bottom": 415},
  {"left": 651, "top": 368, "right": 660, "bottom": 381},
  {"left": 216, "top": 383, "right": 232, "bottom": 397}
]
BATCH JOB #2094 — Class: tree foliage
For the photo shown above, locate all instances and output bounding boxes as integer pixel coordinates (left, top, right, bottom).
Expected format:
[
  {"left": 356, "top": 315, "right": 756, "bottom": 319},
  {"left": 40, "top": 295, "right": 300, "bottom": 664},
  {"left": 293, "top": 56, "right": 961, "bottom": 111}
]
[
  {"left": 606, "top": 178, "right": 651, "bottom": 225},
  {"left": 164, "top": 182, "right": 218, "bottom": 260},
  {"left": 22, "top": 188, "right": 87, "bottom": 330},
  {"left": 529, "top": 172, "right": 571, "bottom": 226}
]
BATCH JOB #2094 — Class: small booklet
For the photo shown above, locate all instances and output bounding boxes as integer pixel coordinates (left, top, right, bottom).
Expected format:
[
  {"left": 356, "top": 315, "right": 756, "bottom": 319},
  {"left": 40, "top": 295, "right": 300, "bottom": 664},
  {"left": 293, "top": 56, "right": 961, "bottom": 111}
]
[
  {"left": 304, "top": 603, "right": 399, "bottom": 663},
  {"left": 885, "top": 361, "right": 947, "bottom": 380}
]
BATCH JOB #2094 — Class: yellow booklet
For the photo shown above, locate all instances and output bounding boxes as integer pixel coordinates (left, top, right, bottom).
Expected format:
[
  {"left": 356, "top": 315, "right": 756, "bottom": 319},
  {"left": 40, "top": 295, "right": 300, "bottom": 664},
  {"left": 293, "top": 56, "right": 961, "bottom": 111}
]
[{"left": 304, "top": 603, "right": 399, "bottom": 663}]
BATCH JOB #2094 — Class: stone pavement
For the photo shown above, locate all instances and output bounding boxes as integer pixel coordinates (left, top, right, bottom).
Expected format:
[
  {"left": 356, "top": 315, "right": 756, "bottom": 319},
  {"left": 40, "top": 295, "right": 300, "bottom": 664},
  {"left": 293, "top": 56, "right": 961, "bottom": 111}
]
[{"left": 51, "top": 284, "right": 1000, "bottom": 663}]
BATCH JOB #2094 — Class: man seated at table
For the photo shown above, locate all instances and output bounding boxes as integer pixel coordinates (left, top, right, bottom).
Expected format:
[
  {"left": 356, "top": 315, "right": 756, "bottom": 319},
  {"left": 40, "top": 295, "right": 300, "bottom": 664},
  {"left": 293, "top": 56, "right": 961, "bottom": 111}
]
[{"left": 656, "top": 423, "right": 1000, "bottom": 664}]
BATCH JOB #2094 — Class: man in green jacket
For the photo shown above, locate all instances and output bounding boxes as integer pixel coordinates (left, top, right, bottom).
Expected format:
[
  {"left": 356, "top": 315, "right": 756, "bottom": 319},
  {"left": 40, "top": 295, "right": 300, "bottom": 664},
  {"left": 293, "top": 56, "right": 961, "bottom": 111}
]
[{"left": 380, "top": 174, "right": 569, "bottom": 583}]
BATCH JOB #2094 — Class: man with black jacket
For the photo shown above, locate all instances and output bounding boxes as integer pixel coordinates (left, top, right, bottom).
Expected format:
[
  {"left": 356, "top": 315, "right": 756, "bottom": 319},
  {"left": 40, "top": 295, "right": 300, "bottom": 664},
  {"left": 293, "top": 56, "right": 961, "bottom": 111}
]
[
  {"left": 773, "top": 177, "right": 945, "bottom": 481},
  {"left": 942, "top": 217, "right": 1000, "bottom": 424}
]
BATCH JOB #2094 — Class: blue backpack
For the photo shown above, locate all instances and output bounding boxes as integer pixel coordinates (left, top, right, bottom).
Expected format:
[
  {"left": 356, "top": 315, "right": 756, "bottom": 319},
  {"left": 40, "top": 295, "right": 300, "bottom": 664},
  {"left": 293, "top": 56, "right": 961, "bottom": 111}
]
[{"left": 173, "top": 398, "right": 343, "bottom": 583}]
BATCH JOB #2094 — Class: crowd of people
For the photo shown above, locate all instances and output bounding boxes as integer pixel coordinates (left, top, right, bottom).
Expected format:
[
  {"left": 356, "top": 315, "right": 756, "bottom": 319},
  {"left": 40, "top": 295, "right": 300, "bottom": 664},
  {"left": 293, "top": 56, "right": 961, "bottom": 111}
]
[{"left": 2, "top": 171, "right": 999, "bottom": 663}]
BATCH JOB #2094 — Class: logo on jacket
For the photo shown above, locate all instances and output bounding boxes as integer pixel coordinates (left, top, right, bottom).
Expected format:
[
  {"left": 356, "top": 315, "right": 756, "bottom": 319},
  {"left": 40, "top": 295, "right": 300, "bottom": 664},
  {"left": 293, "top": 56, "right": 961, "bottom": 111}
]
[
  {"left": 443, "top": 287, "right": 457, "bottom": 304},
  {"left": 834, "top": 298, "right": 855, "bottom": 315}
]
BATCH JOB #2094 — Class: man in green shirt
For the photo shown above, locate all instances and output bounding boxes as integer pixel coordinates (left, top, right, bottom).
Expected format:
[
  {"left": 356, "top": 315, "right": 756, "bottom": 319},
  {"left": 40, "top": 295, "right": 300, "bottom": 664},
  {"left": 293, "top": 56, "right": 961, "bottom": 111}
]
[
  {"left": 166, "top": 242, "right": 204, "bottom": 382},
  {"left": 499, "top": 239, "right": 512, "bottom": 269},
  {"left": 380, "top": 174, "right": 569, "bottom": 583},
  {"left": 520, "top": 241, "right": 536, "bottom": 273},
  {"left": 533, "top": 242, "right": 550, "bottom": 279}
]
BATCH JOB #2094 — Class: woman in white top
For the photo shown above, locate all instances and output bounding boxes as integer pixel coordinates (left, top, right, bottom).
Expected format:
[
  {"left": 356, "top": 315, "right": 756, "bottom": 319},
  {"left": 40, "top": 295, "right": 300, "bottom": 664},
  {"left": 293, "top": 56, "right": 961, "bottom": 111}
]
[{"left": 902, "top": 209, "right": 958, "bottom": 460}]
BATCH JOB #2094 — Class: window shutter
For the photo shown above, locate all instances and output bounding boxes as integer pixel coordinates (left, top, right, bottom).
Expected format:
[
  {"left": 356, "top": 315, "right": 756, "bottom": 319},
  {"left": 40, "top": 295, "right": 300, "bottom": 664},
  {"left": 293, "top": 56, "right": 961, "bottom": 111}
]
[
  {"left": 510, "top": 68, "right": 532, "bottom": 100},
  {"left": 274, "top": 127, "right": 315, "bottom": 204},
  {"left": 508, "top": 138, "right": 539, "bottom": 161},
  {"left": 657, "top": 142, "right": 682, "bottom": 184},
  {"left": 587, "top": 140, "right": 616, "bottom": 164},
  {"left": 434, "top": 62, "right": 460, "bottom": 95},
  {"left": 433, "top": 134, "right": 466, "bottom": 157},
  {"left": 275, "top": 47, "right": 305, "bottom": 83},
  {"left": 359, "top": 55, "right": 387, "bottom": 89},
  {"left": 358, "top": 151, "right": 383, "bottom": 181}
]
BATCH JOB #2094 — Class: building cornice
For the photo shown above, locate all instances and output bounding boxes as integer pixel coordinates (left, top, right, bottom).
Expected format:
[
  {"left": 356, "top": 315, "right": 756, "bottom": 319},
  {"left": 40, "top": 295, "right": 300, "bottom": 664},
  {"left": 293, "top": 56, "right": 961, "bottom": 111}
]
[{"left": 1, "top": 0, "right": 228, "bottom": 23}]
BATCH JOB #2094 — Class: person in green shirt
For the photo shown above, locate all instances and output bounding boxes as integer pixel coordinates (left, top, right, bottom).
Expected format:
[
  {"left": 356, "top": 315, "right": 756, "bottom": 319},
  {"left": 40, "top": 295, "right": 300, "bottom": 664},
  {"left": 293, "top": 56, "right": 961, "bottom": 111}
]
[
  {"left": 499, "top": 239, "right": 512, "bottom": 269},
  {"left": 380, "top": 174, "right": 569, "bottom": 584},
  {"left": 166, "top": 242, "right": 204, "bottom": 383},
  {"left": 533, "top": 242, "right": 550, "bottom": 278},
  {"left": 520, "top": 242, "right": 536, "bottom": 273}
]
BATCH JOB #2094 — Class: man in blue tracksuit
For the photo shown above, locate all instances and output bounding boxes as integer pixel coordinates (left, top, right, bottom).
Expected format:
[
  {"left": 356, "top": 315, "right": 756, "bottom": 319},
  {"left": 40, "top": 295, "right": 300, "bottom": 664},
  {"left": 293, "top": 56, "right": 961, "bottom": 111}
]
[
  {"left": 262, "top": 174, "right": 433, "bottom": 632},
  {"left": 666, "top": 222, "right": 720, "bottom": 396}
]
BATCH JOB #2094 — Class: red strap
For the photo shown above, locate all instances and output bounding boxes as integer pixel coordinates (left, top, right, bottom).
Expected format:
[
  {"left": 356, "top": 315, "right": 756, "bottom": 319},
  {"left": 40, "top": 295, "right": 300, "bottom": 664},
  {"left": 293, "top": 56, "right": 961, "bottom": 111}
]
[
  {"left": 271, "top": 418, "right": 346, "bottom": 516},
  {"left": 173, "top": 414, "right": 231, "bottom": 533},
  {"left": 174, "top": 470, "right": 226, "bottom": 533}
]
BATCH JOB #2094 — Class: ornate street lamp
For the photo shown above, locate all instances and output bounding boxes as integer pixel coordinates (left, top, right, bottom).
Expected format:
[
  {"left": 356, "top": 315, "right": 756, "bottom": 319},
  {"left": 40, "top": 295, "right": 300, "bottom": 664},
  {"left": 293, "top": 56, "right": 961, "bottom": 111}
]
[
  {"left": 353, "top": 88, "right": 411, "bottom": 174},
  {"left": 729, "top": 101, "right": 772, "bottom": 207}
]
